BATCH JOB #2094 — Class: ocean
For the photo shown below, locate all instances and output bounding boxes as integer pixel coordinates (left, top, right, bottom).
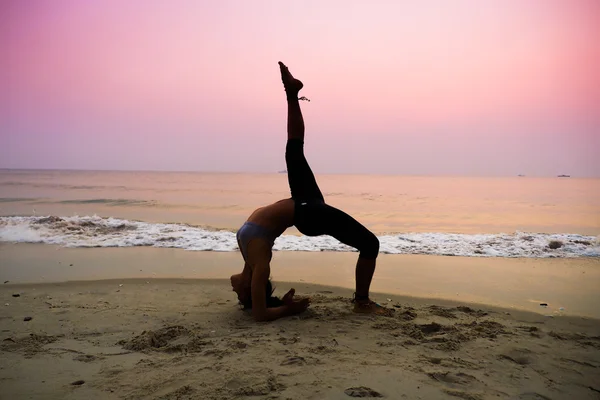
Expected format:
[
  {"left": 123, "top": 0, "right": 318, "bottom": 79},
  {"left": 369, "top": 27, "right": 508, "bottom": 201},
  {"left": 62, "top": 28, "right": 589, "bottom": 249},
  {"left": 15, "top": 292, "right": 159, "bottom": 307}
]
[{"left": 1, "top": 169, "right": 598, "bottom": 258}]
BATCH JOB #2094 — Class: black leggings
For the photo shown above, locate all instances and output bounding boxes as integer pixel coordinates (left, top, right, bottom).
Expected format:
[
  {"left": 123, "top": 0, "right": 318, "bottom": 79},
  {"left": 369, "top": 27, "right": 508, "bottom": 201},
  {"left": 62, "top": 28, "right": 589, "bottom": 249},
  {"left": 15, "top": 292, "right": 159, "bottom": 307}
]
[{"left": 285, "top": 139, "right": 379, "bottom": 259}]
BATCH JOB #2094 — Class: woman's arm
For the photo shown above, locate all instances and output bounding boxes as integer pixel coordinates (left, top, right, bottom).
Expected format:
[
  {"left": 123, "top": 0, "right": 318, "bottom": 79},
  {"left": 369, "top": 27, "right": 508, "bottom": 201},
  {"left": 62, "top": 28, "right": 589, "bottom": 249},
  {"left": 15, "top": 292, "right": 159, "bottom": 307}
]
[
  {"left": 250, "top": 261, "right": 310, "bottom": 322},
  {"left": 246, "top": 238, "right": 309, "bottom": 321},
  {"left": 250, "top": 262, "right": 289, "bottom": 321}
]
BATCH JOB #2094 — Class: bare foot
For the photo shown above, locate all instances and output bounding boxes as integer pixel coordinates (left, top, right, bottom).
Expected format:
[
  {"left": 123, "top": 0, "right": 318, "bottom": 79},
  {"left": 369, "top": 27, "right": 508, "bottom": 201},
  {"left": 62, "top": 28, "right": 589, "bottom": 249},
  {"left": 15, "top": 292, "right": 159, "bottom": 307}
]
[
  {"left": 353, "top": 299, "right": 395, "bottom": 317},
  {"left": 278, "top": 61, "right": 304, "bottom": 94}
]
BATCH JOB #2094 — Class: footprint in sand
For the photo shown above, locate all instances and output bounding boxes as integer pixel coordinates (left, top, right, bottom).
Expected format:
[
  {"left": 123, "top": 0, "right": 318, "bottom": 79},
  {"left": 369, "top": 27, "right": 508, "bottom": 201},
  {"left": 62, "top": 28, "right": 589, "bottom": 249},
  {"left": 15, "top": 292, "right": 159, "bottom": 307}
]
[
  {"left": 443, "top": 388, "right": 483, "bottom": 400},
  {"left": 159, "top": 385, "right": 196, "bottom": 399},
  {"left": 372, "top": 320, "right": 402, "bottom": 330},
  {"left": 517, "top": 326, "right": 543, "bottom": 338},
  {"left": 559, "top": 357, "right": 599, "bottom": 369},
  {"left": 1, "top": 333, "right": 59, "bottom": 355},
  {"left": 280, "top": 356, "right": 306, "bottom": 366},
  {"left": 399, "top": 309, "right": 418, "bottom": 320},
  {"left": 277, "top": 337, "right": 299, "bottom": 345},
  {"left": 234, "top": 377, "right": 285, "bottom": 396},
  {"left": 344, "top": 386, "right": 383, "bottom": 398},
  {"left": 427, "top": 371, "right": 479, "bottom": 387},
  {"left": 119, "top": 325, "right": 190, "bottom": 351},
  {"left": 419, "top": 322, "right": 444, "bottom": 334},
  {"left": 516, "top": 393, "right": 552, "bottom": 400},
  {"left": 431, "top": 338, "right": 461, "bottom": 352},
  {"left": 549, "top": 331, "right": 600, "bottom": 349},
  {"left": 428, "top": 305, "right": 457, "bottom": 319},
  {"left": 229, "top": 341, "right": 247, "bottom": 349},
  {"left": 73, "top": 354, "right": 99, "bottom": 363},
  {"left": 498, "top": 348, "right": 534, "bottom": 366},
  {"left": 456, "top": 306, "right": 489, "bottom": 317},
  {"left": 421, "top": 356, "right": 480, "bottom": 370}
]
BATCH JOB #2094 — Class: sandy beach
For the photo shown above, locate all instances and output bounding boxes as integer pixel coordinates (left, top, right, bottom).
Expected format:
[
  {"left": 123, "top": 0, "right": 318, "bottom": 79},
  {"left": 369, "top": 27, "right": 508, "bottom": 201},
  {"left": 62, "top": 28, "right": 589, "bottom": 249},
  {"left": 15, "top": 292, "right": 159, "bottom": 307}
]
[{"left": 1, "top": 245, "right": 599, "bottom": 399}]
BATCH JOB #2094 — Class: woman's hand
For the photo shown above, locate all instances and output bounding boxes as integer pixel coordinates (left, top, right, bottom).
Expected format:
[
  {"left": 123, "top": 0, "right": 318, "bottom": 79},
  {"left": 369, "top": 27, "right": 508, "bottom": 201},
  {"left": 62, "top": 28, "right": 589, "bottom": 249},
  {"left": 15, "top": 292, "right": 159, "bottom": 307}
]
[{"left": 282, "top": 288, "right": 310, "bottom": 316}]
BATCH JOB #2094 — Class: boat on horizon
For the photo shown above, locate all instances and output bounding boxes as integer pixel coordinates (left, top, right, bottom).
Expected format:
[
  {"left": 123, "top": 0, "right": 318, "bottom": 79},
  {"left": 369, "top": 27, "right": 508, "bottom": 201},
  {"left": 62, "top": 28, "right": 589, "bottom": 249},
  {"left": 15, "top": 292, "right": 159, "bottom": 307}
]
[{"left": 557, "top": 174, "right": 571, "bottom": 178}]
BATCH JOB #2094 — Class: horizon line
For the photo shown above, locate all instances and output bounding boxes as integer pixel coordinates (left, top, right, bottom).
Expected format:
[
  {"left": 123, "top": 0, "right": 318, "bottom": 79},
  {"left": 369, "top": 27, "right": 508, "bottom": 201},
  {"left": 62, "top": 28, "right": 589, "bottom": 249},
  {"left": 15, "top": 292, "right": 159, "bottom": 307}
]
[{"left": 0, "top": 167, "right": 594, "bottom": 178}]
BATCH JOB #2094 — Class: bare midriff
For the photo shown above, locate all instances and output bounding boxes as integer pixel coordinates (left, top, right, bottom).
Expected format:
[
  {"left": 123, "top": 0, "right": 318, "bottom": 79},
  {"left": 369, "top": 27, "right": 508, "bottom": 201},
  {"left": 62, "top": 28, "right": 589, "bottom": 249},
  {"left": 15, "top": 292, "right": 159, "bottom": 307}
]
[{"left": 246, "top": 198, "right": 295, "bottom": 238}]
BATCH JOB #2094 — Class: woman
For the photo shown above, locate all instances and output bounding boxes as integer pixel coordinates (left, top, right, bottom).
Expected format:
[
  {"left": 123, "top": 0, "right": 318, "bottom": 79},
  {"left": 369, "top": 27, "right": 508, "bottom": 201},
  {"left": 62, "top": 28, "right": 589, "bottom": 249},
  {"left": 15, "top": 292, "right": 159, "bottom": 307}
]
[{"left": 230, "top": 62, "right": 392, "bottom": 321}]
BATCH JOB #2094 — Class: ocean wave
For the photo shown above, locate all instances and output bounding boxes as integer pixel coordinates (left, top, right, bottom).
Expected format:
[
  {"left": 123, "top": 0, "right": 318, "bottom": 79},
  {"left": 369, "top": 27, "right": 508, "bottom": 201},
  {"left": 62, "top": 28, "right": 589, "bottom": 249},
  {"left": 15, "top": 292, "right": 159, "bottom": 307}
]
[
  {"left": 0, "top": 197, "right": 157, "bottom": 206},
  {"left": 0, "top": 215, "right": 598, "bottom": 258},
  {"left": 0, "top": 181, "right": 130, "bottom": 190},
  {"left": 57, "top": 199, "right": 157, "bottom": 206},
  {"left": 0, "top": 198, "right": 40, "bottom": 203}
]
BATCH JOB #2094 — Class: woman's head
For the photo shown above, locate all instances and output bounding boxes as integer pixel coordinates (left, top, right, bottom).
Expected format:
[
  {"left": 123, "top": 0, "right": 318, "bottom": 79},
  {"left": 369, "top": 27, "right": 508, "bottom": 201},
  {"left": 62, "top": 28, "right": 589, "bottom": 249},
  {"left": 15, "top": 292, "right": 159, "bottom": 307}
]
[
  {"left": 240, "top": 279, "right": 284, "bottom": 309},
  {"left": 230, "top": 273, "right": 284, "bottom": 309}
]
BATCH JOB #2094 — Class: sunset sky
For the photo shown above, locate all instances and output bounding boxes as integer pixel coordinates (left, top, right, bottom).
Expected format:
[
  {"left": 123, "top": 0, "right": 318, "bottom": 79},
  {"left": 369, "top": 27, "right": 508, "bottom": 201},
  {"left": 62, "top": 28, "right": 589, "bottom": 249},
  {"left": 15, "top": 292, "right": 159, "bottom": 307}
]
[{"left": 2, "top": 0, "right": 599, "bottom": 176}]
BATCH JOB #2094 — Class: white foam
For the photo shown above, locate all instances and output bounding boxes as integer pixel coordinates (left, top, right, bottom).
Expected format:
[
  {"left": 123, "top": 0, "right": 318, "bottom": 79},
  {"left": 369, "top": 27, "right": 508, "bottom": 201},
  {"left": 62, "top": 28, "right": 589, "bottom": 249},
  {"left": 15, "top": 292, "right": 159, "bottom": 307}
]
[{"left": 0, "top": 215, "right": 598, "bottom": 258}]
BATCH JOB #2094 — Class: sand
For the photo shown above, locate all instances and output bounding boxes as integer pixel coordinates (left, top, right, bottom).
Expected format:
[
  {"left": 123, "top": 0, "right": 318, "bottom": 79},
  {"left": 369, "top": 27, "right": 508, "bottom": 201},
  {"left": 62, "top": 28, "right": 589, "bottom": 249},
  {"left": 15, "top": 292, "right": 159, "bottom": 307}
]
[{"left": 1, "top": 245, "right": 599, "bottom": 399}]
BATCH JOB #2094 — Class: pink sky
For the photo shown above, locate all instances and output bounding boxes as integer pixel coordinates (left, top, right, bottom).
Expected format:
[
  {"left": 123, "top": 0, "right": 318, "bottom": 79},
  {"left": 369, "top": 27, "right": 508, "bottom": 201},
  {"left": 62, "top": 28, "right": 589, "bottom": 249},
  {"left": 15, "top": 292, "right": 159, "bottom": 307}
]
[{"left": 2, "top": 0, "right": 599, "bottom": 176}]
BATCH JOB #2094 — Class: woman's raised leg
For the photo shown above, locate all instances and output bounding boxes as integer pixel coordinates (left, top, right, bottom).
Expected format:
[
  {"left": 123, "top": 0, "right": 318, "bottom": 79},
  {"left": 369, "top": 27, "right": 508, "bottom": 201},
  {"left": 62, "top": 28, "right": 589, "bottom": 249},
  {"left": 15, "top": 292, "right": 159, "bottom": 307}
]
[{"left": 279, "top": 62, "right": 323, "bottom": 202}]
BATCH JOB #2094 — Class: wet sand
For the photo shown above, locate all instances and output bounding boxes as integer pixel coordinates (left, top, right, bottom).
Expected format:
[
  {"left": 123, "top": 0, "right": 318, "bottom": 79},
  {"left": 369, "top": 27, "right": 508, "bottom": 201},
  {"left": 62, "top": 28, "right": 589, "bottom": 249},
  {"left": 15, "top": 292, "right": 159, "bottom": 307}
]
[{"left": 1, "top": 244, "right": 599, "bottom": 318}]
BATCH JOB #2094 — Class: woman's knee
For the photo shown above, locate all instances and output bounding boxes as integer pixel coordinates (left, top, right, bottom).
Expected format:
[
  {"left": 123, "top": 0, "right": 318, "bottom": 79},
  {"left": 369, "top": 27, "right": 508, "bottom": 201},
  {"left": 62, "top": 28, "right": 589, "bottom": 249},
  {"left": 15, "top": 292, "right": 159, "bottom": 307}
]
[{"left": 359, "top": 231, "right": 380, "bottom": 259}]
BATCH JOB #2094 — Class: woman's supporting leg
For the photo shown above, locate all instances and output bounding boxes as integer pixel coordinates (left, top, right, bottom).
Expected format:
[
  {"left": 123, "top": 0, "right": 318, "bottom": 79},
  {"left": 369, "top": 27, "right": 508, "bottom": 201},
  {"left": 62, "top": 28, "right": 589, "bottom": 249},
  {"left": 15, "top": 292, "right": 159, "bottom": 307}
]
[{"left": 294, "top": 202, "right": 380, "bottom": 301}]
